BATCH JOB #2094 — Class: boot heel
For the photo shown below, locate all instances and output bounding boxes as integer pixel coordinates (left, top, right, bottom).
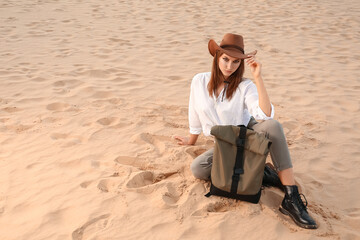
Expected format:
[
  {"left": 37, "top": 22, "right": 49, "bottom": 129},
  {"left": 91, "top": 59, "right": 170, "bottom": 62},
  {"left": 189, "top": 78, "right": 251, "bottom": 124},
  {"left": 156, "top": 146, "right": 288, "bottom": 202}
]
[{"left": 279, "top": 206, "right": 289, "bottom": 216}]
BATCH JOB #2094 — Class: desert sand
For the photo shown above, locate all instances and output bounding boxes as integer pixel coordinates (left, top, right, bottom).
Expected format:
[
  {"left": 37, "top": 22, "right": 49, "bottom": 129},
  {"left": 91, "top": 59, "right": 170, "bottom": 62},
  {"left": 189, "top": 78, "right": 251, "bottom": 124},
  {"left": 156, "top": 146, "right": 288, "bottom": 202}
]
[{"left": 0, "top": 0, "right": 359, "bottom": 239}]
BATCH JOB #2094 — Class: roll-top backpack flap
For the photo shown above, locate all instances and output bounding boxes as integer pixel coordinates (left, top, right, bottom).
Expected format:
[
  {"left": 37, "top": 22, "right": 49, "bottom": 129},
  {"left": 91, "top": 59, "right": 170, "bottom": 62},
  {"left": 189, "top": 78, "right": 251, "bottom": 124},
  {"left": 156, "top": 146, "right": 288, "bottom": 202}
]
[
  {"left": 210, "top": 125, "right": 239, "bottom": 145},
  {"left": 210, "top": 125, "right": 271, "bottom": 155},
  {"left": 245, "top": 131, "right": 271, "bottom": 155},
  {"left": 208, "top": 125, "right": 271, "bottom": 203}
]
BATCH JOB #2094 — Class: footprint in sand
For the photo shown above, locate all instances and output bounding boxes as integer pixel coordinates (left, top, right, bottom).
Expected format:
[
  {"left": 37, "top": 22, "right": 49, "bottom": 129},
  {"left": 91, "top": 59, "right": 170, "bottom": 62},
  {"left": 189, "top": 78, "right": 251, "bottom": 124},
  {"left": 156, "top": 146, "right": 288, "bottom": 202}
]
[
  {"left": 72, "top": 214, "right": 110, "bottom": 240},
  {"left": 96, "top": 117, "right": 117, "bottom": 126},
  {"left": 4, "top": 124, "right": 35, "bottom": 133},
  {"left": 89, "top": 128, "right": 119, "bottom": 141},
  {"left": 80, "top": 180, "right": 92, "bottom": 189},
  {"left": 126, "top": 171, "right": 178, "bottom": 189},
  {"left": 46, "top": 102, "right": 70, "bottom": 111},
  {"left": 96, "top": 172, "right": 125, "bottom": 193},
  {"left": 2, "top": 106, "right": 21, "bottom": 113},
  {"left": 190, "top": 200, "right": 246, "bottom": 217},
  {"left": 154, "top": 181, "right": 183, "bottom": 208},
  {"left": 50, "top": 133, "right": 68, "bottom": 140},
  {"left": 114, "top": 155, "right": 144, "bottom": 169},
  {"left": 161, "top": 189, "right": 181, "bottom": 207},
  {"left": 92, "top": 91, "right": 114, "bottom": 99},
  {"left": 53, "top": 80, "right": 66, "bottom": 87},
  {"left": 50, "top": 132, "right": 84, "bottom": 147},
  {"left": 176, "top": 182, "right": 208, "bottom": 219},
  {"left": 132, "top": 133, "right": 169, "bottom": 156},
  {"left": 126, "top": 171, "right": 160, "bottom": 189},
  {"left": 97, "top": 179, "right": 118, "bottom": 193}
]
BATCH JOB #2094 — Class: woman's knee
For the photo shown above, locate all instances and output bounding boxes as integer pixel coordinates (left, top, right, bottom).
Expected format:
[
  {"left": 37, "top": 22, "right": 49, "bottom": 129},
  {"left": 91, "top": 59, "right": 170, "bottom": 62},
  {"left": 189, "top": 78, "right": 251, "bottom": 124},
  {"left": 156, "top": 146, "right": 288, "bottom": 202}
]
[
  {"left": 263, "top": 119, "right": 284, "bottom": 135},
  {"left": 190, "top": 162, "right": 206, "bottom": 180},
  {"left": 190, "top": 158, "right": 211, "bottom": 180}
]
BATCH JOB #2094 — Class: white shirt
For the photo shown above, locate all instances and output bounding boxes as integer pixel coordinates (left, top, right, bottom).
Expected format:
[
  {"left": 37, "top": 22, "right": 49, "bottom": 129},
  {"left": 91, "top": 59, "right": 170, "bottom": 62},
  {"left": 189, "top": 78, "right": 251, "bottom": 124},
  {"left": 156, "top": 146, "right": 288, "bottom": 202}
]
[{"left": 189, "top": 72, "right": 274, "bottom": 136}]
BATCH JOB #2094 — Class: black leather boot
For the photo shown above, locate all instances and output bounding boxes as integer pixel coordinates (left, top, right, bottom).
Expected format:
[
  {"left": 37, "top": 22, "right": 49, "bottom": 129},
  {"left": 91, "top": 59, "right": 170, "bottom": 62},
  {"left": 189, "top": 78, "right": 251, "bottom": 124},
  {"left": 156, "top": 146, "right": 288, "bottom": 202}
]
[
  {"left": 262, "top": 163, "right": 283, "bottom": 191},
  {"left": 279, "top": 185, "right": 317, "bottom": 229}
]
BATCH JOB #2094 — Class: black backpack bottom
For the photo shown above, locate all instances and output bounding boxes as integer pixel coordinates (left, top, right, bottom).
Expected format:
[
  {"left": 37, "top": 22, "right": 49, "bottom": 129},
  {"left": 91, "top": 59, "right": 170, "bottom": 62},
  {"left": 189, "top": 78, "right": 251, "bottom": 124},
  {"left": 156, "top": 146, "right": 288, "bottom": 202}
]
[{"left": 205, "top": 184, "right": 261, "bottom": 204}]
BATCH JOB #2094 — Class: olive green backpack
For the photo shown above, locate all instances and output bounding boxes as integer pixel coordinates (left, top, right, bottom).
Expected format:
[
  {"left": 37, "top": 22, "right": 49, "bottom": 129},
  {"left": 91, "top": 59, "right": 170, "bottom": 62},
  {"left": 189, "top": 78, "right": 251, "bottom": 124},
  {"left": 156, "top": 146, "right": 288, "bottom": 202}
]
[{"left": 205, "top": 125, "right": 272, "bottom": 203}]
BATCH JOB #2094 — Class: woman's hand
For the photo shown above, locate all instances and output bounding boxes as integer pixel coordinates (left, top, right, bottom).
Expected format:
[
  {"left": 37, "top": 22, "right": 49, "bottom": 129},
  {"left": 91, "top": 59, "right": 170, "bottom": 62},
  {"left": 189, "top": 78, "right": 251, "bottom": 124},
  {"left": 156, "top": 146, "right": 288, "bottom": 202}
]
[
  {"left": 174, "top": 136, "right": 190, "bottom": 145},
  {"left": 174, "top": 134, "right": 199, "bottom": 145},
  {"left": 246, "top": 55, "right": 262, "bottom": 79}
]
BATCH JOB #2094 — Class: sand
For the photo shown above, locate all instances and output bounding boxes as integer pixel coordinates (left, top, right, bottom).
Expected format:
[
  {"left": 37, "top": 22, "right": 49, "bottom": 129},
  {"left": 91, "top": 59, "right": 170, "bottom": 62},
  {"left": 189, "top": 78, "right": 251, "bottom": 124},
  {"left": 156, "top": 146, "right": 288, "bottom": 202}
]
[{"left": 0, "top": 0, "right": 359, "bottom": 239}]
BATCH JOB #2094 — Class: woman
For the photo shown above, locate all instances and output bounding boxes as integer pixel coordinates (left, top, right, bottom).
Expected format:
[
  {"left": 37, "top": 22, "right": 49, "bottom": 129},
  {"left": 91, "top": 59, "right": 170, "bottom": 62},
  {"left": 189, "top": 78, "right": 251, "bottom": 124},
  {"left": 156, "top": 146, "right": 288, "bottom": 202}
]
[{"left": 175, "top": 33, "right": 317, "bottom": 229}]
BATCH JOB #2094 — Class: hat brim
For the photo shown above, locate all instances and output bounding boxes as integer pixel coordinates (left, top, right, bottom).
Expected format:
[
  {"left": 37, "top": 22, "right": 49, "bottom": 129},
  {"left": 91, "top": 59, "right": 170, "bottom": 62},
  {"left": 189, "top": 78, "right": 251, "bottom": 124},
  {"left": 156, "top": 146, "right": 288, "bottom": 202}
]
[{"left": 208, "top": 39, "right": 257, "bottom": 59}]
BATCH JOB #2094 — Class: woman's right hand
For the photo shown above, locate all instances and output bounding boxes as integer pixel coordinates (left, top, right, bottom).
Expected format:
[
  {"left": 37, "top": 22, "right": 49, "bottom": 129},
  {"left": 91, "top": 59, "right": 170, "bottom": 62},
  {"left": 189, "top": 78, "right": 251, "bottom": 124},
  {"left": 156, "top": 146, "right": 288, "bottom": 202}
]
[{"left": 174, "top": 136, "right": 190, "bottom": 145}]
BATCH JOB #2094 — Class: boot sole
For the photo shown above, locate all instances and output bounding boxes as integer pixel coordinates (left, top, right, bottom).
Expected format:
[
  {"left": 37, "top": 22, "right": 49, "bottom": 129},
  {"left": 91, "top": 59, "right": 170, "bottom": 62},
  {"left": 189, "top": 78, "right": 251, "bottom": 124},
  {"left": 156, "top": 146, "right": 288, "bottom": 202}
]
[{"left": 279, "top": 206, "right": 317, "bottom": 229}]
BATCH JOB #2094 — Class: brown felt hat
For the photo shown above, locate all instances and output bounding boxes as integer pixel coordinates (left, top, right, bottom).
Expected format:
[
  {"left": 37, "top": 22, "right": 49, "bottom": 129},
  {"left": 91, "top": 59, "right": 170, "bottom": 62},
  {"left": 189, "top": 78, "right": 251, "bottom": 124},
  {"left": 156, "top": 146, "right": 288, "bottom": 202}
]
[{"left": 208, "top": 33, "right": 257, "bottom": 59}]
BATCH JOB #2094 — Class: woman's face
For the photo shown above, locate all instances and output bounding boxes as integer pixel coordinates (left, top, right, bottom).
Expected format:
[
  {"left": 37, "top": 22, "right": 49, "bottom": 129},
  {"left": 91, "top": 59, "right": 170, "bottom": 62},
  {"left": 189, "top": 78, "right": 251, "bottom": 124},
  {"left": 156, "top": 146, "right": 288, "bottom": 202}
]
[{"left": 218, "top": 53, "right": 241, "bottom": 78}]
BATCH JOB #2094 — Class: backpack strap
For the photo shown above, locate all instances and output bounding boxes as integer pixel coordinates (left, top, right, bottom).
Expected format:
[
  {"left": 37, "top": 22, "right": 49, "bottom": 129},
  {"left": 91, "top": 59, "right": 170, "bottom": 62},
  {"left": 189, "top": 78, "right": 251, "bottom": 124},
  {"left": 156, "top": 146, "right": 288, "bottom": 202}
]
[
  {"left": 204, "top": 192, "right": 211, "bottom": 197},
  {"left": 230, "top": 126, "right": 247, "bottom": 194}
]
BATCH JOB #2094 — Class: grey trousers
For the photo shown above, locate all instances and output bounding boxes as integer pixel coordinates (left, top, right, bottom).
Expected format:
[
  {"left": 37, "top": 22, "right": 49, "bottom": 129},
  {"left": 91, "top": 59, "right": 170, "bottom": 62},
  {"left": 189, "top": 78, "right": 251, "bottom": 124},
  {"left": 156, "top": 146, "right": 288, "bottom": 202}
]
[{"left": 190, "top": 118, "right": 293, "bottom": 180}]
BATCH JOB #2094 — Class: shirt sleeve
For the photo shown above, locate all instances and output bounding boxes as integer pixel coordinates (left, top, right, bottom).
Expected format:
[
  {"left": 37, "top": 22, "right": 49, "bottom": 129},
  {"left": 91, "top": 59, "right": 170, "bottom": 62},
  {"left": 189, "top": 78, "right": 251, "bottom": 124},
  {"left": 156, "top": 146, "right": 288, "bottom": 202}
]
[
  {"left": 244, "top": 81, "right": 275, "bottom": 120},
  {"left": 189, "top": 75, "right": 202, "bottom": 135}
]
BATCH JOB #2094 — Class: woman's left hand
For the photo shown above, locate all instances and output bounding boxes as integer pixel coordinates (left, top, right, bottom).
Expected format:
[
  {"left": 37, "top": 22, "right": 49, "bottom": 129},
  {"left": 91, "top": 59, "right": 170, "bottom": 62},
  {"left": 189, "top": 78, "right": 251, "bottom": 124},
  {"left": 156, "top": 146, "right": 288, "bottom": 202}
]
[{"left": 246, "top": 55, "right": 262, "bottom": 79}]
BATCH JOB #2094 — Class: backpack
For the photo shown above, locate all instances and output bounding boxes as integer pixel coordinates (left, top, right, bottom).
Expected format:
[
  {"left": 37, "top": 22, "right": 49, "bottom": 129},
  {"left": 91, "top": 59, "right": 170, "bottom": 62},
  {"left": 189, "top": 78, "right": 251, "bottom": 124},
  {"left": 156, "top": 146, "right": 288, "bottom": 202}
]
[{"left": 205, "top": 125, "right": 272, "bottom": 203}]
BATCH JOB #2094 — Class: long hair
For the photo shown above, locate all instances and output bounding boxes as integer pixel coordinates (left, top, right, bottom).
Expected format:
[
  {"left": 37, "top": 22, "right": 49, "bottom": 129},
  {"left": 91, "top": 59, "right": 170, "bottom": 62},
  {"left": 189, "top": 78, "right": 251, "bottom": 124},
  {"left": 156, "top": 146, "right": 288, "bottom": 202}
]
[{"left": 208, "top": 50, "right": 245, "bottom": 100}]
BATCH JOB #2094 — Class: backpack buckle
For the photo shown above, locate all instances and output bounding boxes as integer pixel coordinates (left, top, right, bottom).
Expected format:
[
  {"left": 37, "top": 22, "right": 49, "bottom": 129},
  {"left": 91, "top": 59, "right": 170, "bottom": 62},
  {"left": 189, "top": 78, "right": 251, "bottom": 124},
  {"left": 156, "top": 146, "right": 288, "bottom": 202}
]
[
  {"left": 236, "top": 138, "right": 245, "bottom": 147},
  {"left": 234, "top": 168, "right": 244, "bottom": 175}
]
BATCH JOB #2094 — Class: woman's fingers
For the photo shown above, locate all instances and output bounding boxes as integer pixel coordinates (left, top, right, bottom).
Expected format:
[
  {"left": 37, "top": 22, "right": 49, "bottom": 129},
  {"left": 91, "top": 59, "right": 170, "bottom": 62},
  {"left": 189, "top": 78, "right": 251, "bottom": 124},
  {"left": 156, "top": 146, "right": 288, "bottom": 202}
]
[
  {"left": 246, "top": 57, "right": 255, "bottom": 63},
  {"left": 174, "top": 136, "right": 183, "bottom": 141},
  {"left": 174, "top": 136, "right": 185, "bottom": 145},
  {"left": 246, "top": 60, "right": 255, "bottom": 65},
  {"left": 246, "top": 57, "right": 260, "bottom": 67},
  {"left": 246, "top": 60, "right": 256, "bottom": 67}
]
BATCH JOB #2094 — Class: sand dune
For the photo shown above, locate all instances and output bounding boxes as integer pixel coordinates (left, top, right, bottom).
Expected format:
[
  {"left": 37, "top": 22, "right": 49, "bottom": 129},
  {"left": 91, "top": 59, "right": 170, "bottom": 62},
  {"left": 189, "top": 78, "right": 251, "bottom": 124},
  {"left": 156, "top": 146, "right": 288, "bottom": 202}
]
[{"left": 0, "top": 0, "right": 359, "bottom": 239}]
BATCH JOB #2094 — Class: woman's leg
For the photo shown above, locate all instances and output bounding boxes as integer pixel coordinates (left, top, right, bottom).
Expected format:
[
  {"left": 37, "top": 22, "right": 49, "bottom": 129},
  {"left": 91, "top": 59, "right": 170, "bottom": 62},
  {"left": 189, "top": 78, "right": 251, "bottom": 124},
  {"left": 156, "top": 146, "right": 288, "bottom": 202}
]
[
  {"left": 190, "top": 148, "right": 214, "bottom": 180},
  {"left": 278, "top": 168, "right": 295, "bottom": 185},
  {"left": 248, "top": 118, "right": 317, "bottom": 229},
  {"left": 248, "top": 118, "right": 295, "bottom": 185}
]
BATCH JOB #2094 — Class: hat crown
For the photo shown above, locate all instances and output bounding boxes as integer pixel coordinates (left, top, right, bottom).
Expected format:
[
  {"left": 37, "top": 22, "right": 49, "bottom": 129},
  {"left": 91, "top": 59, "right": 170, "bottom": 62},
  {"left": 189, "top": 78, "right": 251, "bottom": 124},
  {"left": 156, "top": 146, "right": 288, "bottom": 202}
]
[
  {"left": 208, "top": 33, "right": 256, "bottom": 59},
  {"left": 219, "top": 33, "right": 244, "bottom": 49}
]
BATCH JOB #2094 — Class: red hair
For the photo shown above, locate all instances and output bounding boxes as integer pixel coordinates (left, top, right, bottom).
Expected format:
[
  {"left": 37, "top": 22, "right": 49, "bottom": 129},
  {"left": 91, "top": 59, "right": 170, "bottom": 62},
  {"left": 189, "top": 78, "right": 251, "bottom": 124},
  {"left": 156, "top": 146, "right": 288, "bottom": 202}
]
[{"left": 208, "top": 50, "right": 245, "bottom": 100}]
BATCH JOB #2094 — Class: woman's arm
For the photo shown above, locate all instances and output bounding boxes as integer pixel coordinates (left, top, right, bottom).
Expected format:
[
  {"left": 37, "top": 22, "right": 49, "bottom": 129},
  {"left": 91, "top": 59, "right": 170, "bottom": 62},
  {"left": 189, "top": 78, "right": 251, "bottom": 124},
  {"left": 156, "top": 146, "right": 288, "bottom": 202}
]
[
  {"left": 175, "top": 74, "right": 202, "bottom": 145},
  {"left": 246, "top": 55, "right": 272, "bottom": 117},
  {"left": 254, "top": 75, "right": 271, "bottom": 117}
]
